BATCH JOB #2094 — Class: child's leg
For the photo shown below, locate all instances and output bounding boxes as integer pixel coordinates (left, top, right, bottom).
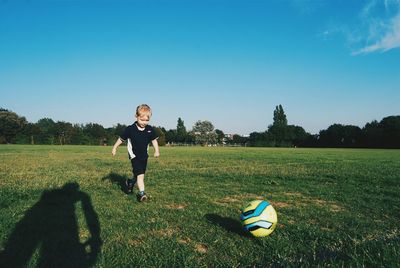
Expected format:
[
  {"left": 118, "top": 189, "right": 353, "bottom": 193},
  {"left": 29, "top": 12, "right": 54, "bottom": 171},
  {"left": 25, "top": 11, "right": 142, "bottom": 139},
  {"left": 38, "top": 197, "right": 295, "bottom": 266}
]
[
  {"left": 132, "top": 158, "right": 148, "bottom": 201},
  {"left": 136, "top": 174, "right": 145, "bottom": 192}
]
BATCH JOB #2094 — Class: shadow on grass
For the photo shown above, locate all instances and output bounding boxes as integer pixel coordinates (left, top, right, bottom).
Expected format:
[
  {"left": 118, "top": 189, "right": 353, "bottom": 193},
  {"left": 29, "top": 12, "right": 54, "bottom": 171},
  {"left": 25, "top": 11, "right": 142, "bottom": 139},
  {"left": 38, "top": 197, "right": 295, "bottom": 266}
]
[
  {"left": 0, "top": 183, "right": 102, "bottom": 267},
  {"left": 102, "top": 172, "right": 129, "bottom": 194},
  {"left": 205, "top": 214, "right": 252, "bottom": 237}
]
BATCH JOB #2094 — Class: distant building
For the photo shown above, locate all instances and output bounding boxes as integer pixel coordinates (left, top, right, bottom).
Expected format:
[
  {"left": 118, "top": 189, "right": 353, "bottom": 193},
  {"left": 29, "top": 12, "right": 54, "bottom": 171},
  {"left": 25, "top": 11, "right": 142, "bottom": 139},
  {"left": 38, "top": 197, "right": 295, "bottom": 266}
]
[{"left": 224, "top": 134, "right": 234, "bottom": 140}]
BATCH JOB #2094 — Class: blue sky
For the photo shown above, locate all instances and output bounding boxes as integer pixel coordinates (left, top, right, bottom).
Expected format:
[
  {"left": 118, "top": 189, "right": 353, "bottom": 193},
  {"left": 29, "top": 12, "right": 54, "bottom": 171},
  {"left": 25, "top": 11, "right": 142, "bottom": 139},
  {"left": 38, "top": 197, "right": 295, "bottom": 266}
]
[{"left": 1, "top": 0, "right": 399, "bottom": 135}]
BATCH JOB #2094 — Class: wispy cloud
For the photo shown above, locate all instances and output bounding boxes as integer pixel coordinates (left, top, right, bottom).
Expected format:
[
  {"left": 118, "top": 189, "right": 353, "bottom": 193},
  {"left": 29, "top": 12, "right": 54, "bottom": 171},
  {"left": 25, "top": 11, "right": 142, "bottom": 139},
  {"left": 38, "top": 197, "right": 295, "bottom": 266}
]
[
  {"left": 353, "top": 13, "right": 400, "bottom": 54},
  {"left": 321, "top": 1, "right": 400, "bottom": 55},
  {"left": 353, "top": 0, "right": 400, "bottom": 54}
]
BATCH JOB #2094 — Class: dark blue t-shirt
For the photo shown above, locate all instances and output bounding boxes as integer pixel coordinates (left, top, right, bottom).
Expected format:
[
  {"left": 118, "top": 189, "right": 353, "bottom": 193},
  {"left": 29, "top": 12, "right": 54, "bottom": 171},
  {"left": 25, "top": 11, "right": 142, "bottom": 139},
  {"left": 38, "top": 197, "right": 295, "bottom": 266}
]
[{"left": 120, "top": 122, "right": 158, "bottom": 160}]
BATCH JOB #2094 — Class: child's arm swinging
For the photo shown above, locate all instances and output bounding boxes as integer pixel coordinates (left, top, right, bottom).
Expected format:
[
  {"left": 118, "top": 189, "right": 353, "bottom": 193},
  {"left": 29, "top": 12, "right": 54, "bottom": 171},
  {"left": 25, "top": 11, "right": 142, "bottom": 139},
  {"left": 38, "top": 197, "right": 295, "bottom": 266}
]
[{"left": 112, "top": 138, "right": 124, "bottom": 156}]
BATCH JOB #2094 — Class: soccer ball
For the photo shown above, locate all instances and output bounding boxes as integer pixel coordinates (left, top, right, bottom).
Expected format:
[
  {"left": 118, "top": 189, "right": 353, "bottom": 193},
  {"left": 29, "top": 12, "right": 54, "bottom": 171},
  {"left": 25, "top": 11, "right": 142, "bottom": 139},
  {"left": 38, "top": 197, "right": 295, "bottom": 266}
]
[{"left": 240, "top": 199, "right": 278, "bottom": 237}]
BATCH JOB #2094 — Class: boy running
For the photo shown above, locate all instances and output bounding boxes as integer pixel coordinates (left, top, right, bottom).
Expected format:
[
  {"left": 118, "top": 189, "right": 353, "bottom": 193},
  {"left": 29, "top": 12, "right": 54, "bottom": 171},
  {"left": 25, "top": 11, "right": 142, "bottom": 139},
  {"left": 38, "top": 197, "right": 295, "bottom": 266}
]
[{"left": 112, "top": 104, "right": 160, "bottom": 202}]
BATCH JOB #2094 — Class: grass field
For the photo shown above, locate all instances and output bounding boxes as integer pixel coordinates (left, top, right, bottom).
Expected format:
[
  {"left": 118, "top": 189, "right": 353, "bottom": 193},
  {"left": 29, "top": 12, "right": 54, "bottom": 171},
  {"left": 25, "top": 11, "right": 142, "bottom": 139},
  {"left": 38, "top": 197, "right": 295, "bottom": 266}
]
[{"left": 0, "top": 145, "right": 399, "bottom": 267}]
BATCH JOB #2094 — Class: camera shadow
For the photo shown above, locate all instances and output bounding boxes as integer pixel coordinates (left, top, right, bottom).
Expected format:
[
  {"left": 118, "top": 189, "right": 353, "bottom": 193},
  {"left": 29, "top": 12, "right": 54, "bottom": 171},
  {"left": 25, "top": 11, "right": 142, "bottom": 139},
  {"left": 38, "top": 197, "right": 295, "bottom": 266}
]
[{"left": 0, "top": 182, "right": 102, "bottom": 267}]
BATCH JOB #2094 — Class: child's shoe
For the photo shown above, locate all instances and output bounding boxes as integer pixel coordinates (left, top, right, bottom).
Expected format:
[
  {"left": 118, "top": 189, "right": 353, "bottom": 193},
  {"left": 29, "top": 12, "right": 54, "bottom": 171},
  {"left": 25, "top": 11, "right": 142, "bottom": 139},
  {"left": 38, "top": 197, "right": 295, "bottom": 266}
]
[{"left": 137, "top": 191, "right": 148, "bottom": 202}]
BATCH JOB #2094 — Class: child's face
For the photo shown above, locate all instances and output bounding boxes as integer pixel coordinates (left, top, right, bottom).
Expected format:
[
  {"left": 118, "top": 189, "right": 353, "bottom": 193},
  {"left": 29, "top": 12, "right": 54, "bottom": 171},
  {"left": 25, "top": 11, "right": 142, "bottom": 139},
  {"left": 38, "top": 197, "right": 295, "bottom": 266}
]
[{"left": 136, "top": 113, "right": 150, "bottom": 128}]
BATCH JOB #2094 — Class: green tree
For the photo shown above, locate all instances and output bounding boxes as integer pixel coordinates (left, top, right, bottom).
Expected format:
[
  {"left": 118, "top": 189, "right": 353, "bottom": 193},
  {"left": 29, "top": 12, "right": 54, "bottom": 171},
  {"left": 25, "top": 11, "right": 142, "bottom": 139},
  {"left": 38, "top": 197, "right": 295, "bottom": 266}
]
[
  {"left": 70, "top": 124, "right": 90, "bottom": 145},
  {"left": 248, "top": 131, "right": 272, "bottom": 147},
  {"left": 176, "top": 117, "right": 187, "bottom": 143},
  {"left": 192, "top": 120, "right": 217, "bottom": 146},
  {"left": 83, "top": 123, "right": 106, "bottom": 145},
  {"left": 0, "top": 109, "right": 28, "bottom": 143},
  {"left": 380, "top": 116, "right": 400, "bottom": 148},
  {"left": 23, "top": 123, "right": 41, "bottom": 144},
  {"left": 54, "top": 121, "right": 74, "bottom": 145},
  {"left": 113, "top": 124, "right": 127, "bottom": 137},
  {"left": 36, "top": 118, "right": 56, "bottom": 144},
  {"left": 362, "top": 120, "right": 381, "bottom": 148},
  {"left": 287, "top": 125, "right": 310, "bottom": 147},
  {"left": 232, "top": 134, "right": 247, "bottom": 145},
  {"left": 215, "top": 129, "right": 225, "bottom": 144},
  {"left": 318, "top": 124, "right": 362, "bottom": 148},
  {"left": 273, "top": 104, "right": 287, "bottom": 126},
  {"left": 268, "top": 104, "right": 289, "bottom": 146},
  {"left": 153, "top": 127, "right": 166, "bottom": 146},
  {"left": 165, "top": 129, "right": 177, "bottom": 144}
]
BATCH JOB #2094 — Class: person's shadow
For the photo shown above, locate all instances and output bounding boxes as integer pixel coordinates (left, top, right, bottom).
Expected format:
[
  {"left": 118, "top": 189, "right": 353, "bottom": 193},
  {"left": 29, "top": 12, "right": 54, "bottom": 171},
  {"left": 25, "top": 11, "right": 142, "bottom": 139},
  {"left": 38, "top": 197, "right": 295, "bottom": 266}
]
[
  {"left": 0, "top": 182, "right": 102, "bottom": 268},
  {"left": 102, "top": 172, "right": 130, "bottom": 194}
]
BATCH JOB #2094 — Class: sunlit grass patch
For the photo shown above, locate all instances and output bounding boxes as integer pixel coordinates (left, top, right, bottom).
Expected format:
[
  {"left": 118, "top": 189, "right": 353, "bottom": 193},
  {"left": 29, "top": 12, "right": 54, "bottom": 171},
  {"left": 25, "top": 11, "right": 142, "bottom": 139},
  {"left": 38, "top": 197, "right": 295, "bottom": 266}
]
[{"left": 0, "top": 145, "right": 399, "bottom": 267}]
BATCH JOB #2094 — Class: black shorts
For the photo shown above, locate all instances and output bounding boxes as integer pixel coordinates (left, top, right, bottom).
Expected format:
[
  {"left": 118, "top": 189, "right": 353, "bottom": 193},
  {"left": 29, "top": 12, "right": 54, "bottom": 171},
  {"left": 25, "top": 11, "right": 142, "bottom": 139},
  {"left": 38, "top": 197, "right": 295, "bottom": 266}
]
[{"left": 130, "top": 158, "right": 148, "bottom": 178}]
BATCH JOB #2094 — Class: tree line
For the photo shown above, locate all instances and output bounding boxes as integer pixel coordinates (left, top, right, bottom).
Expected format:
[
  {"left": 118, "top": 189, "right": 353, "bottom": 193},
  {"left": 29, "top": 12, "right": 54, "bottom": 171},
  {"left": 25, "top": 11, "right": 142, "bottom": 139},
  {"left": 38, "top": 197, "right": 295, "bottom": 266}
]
[
  {"left": 1, "top": 107, "right": 399, "bottom": 148},
  {"left": 0, "top": 108, "right": 220, "bottom": 146},
  {"left": 247, "top": 105, "right": 400, "bottom": 149}
]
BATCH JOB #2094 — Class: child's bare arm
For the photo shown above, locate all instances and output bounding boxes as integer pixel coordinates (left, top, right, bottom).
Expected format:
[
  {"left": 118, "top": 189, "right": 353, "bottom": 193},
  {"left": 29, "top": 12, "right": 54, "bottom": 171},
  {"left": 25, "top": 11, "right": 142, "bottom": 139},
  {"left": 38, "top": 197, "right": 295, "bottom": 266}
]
[
  {"left": 112, "top": 138, "right": 123, "bottom": 156},
  {"left": 152, "top": 139, "right": 160, "bottom": 158}
]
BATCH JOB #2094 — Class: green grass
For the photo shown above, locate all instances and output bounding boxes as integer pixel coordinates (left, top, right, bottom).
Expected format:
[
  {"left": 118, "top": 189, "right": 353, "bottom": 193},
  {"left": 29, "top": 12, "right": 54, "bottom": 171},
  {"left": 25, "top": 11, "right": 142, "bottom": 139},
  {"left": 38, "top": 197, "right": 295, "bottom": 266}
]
[{"left": 0, "top": 145, "right": 399, "bottom": 267}]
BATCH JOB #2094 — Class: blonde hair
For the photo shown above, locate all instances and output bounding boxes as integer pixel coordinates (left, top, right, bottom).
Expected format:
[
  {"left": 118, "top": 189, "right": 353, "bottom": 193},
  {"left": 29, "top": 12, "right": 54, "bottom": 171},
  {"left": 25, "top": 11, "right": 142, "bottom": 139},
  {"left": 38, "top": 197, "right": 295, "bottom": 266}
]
[{"left": 136, "top": 104, "right": 152, "bottom": 118}]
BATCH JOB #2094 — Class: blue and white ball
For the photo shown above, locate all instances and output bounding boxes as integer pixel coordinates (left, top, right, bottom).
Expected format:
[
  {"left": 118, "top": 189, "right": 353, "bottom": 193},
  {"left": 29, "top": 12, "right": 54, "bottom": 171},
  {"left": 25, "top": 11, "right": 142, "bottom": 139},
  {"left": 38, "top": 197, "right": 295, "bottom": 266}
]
[{"left": 240, "top": 200, "right": 278, "bottom": 237}]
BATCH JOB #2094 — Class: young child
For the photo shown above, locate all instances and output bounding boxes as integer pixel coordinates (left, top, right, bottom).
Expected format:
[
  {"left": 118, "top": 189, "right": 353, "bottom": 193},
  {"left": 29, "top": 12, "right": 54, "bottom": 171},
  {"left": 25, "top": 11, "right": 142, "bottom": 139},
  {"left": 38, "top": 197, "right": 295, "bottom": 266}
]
[{"left": 112, "top": 104, "right": 160, "bottom": 202}]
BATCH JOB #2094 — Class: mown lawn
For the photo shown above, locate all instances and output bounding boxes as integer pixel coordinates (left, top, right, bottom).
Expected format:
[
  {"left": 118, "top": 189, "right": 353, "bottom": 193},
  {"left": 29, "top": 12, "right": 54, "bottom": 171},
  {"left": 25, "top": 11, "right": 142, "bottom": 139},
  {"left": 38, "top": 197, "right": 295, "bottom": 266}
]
[{"left": 0, "top": 145, "right": 399, "bottom": 267}]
